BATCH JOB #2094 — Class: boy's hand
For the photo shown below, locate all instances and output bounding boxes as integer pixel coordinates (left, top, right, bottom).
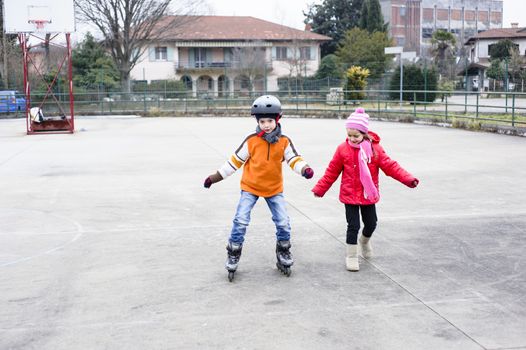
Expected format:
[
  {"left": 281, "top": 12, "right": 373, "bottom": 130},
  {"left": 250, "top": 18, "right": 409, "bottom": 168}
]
[
  {"left": 302, "top": 167, "right": 314, "bottom": 179},
  {"left": 203, "top": 172, "right": 223, "bottom": 189}
]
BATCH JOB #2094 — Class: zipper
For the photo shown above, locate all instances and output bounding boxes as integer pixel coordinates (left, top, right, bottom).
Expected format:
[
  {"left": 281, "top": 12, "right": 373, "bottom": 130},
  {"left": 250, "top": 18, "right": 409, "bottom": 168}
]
[{"left": 267, "top": 143, "right": 270, "bottom": 160}]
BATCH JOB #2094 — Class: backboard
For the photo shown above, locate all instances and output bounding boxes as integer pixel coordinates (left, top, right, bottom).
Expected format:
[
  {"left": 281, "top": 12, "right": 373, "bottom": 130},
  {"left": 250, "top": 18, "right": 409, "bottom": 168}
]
[{"left": 3, "top": 0, "right": 76, "bottom": 33}]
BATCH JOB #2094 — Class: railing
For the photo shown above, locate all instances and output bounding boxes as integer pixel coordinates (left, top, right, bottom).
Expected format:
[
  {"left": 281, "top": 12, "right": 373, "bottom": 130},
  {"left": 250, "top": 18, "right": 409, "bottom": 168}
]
[
  {"left": 177, "top": 61, "right": 273, "bottom": 70},
  {"left": 10, "top": 90, "right": 526, "bottom": 128}
]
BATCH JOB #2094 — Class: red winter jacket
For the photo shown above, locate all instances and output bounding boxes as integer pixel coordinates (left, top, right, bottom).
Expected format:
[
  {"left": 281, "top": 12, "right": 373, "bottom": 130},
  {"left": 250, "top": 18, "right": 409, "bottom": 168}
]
[{"left": 312, "top": 131, "right": 417, "bottom": 205}]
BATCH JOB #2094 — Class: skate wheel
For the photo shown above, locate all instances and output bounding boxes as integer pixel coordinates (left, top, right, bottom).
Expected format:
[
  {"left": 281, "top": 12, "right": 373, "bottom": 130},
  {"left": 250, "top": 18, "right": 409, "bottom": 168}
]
[{"left": 228, "top": 271, "right": 235, "bottom": 282}]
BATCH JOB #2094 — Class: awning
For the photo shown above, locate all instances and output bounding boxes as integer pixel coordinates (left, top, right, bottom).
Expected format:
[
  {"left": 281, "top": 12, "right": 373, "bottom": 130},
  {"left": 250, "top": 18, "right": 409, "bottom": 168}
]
[{"left": 174, "top": 41, "right": 273, "bottom": 48}]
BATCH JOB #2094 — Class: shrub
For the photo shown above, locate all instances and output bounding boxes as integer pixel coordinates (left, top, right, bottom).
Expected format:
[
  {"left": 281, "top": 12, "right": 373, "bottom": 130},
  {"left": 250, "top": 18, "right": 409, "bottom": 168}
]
[{"left": 344, "top": 66, "right": 370, "bottom": 101}]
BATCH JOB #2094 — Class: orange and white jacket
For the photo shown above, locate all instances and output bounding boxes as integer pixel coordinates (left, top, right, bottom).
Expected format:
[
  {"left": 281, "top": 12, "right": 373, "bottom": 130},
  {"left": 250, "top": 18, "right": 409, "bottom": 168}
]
[{"left": 217, "top": 132, "right": 308, "bottom": 197}]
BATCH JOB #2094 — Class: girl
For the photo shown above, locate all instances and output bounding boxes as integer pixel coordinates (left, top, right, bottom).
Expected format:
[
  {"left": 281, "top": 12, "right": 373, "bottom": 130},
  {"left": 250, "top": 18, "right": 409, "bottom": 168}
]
[{"left": 312, "top": 108, "right": 418, "bottom": 271}]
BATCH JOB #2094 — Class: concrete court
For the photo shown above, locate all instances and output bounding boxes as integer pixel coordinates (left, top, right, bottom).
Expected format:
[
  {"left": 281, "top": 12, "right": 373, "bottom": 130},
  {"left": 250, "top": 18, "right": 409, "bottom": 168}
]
[{"left": 0, "top": 115, "right": 525, "bottom": 350}]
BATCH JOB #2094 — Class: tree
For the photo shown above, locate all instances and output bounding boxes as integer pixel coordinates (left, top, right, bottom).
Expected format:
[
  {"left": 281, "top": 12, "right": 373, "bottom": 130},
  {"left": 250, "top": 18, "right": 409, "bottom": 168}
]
[
  {"left": 72, "top": 32, "right": 120, "bottom": 90},
  {"left": 336, "top": 28, "right": 392, "bottom": 79},
  {"left": 359, "top": 0, "right": 386, "bottom": 34},
  {"left": 489, "top": 39, "right": 518, "bottom": 60},
  {"left": 389, "top": 64, "right": 438, "bottom": 102},
  {"left": 74, "top": 0, "right": 202, "bottom": 92},
  {"left": 304, "top": 0, "right": 364, "bottom": 56},
  {"left": 430, "top": 29, "right": 456, "bottom": 79},
  {"left": 232, "top": 46, "right": 268, "bottom": 94},
  {"left": 486, "top": 59, "right": 504, "bottom": 81},
  {"left": 0, "top": 0, "right": 20, "bottom": 89},
  {"left": 508, "top": 47, "right": 525, "bottom": 83},
  {"left": 315, "top": 54, "right": 344, "bottom": 80},
  {"left": 344, "top": 65, "right": 369, "bottom": 101}
]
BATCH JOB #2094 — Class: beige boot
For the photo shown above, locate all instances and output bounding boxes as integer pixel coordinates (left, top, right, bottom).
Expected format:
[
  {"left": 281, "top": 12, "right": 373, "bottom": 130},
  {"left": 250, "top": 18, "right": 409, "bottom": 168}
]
[
  {"left": 346, "top": 244, "right": 359, "bottom": 271},
  {"left": 359, "top": 235, "right": 373, "bottom": 259}
]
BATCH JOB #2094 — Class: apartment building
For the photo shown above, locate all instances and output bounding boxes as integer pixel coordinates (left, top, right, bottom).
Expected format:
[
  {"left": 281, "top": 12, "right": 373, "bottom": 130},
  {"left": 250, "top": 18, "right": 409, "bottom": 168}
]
[{"left": 380, "top": 0, "right": 503, "bottom": 56}]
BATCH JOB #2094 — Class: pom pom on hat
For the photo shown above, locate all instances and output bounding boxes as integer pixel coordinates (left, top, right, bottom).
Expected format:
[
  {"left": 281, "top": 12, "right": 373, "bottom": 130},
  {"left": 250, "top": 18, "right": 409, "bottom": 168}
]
[{"left": 345, "top": 107, "right": 369, "bottom": 133}]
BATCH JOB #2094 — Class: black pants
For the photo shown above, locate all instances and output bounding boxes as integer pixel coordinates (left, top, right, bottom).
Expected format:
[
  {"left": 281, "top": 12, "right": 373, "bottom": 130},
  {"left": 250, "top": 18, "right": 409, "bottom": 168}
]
[{"left": 345, "top": 204, "right": 377, "bottom": 244}]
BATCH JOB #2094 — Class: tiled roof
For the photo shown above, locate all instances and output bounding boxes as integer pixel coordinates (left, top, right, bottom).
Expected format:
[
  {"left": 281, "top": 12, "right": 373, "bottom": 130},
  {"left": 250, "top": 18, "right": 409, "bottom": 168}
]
[
  {"left": 154, "top": 15, "right": 331, "bottom": 42},
  {"left": 466, "top": 27, "right": 526, "bottom": 44}
]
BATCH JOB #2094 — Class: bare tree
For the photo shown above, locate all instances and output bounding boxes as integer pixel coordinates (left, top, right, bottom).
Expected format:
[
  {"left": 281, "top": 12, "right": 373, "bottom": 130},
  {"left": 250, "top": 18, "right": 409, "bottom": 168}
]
[
  {"left": 74, "top": 0, "right": 203, "bottom": 91},
  {"left": 232, "top": 46, "right": 268, "bottom": 94},
  {"left": 282, "top": 39, "right": 309, "bottom": 95}
]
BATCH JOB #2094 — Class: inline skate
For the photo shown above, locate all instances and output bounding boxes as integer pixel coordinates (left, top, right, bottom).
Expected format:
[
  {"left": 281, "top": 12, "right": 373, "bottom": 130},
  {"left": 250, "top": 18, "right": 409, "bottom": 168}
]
[
  {"left": 225, "top": 242, "right": 243, "bottom": 282},
  {"left": 276, "top": 240, "right": 293, "bottom": 277}
]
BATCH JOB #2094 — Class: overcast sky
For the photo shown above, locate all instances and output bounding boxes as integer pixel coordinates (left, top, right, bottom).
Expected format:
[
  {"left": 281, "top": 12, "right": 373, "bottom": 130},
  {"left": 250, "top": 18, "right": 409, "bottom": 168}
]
[{"left": 205, "top": 0, "right": 525, "bottom": 30}]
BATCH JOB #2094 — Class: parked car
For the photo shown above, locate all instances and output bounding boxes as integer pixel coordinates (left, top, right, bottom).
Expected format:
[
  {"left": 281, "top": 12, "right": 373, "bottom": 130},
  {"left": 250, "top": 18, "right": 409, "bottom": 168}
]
[{"left": 0, "top": 90, "right": 27, "bottom": 113}]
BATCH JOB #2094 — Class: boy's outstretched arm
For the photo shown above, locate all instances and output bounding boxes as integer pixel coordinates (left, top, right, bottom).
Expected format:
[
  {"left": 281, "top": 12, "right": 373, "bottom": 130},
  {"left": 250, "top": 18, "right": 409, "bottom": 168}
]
[
  {"left": 283, "top": 137, "right": 312, "bottom": 179},
  {"left": 203, "top": 138, "right": 250, "bottom": 189}
]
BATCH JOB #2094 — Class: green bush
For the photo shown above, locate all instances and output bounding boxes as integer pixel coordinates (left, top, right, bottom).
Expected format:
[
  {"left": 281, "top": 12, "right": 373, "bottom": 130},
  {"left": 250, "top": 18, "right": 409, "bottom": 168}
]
[{"left": 389, "top": 64, "right": 438, "bottom": 102}]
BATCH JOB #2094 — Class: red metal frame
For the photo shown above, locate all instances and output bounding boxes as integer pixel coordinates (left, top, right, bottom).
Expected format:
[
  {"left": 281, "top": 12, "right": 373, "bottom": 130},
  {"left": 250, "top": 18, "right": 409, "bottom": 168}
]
[{"left": 18, "top": 33, "right": 75, "bottom": 134}]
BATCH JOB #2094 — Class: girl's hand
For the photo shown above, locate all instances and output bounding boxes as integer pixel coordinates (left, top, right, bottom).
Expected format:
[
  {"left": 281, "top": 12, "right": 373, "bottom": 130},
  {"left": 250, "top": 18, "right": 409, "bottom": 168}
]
[{"left": 410, "top": 179, "right": 419, "bottom": 188}]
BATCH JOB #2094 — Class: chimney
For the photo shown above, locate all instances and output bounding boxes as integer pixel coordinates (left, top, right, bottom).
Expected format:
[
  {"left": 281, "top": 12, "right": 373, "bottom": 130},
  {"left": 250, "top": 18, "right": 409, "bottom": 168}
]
[
  {"left": 511, "top": 22, "right": 519, "bottom": 29},
  {"left": 304, "top": 23, "right": 312, "bottom": 31}
]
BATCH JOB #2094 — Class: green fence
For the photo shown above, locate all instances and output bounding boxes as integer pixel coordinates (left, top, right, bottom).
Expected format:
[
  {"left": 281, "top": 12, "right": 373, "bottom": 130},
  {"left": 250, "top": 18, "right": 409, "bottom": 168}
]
[{"left": 16, "top": 89, "right": 526, "bottom": 128}]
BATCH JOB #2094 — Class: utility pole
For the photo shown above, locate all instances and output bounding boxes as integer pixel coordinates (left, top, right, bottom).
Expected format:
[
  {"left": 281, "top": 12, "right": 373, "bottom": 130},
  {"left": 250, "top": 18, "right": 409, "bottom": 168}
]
[{"left": 385, "top": 47, "right": 416, "bottom": 108}]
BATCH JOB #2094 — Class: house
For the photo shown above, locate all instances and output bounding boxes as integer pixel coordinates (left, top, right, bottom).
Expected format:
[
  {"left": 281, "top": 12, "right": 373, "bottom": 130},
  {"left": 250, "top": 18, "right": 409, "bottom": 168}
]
[
  {"left": 464, "top": 24, "right": 526, "bottom": 91},
  {"left": 380, "top": 0, "right": 503, "bottom": 56},
  {"left": 130, "top": 16, "right": 331, "bottom": 96}
]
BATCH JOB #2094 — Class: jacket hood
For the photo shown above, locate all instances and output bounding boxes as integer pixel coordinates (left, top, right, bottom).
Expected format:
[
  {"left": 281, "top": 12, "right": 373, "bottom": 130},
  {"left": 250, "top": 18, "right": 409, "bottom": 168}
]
[{"left": 368, "top": 131, "right": 381, "bottom": 143}]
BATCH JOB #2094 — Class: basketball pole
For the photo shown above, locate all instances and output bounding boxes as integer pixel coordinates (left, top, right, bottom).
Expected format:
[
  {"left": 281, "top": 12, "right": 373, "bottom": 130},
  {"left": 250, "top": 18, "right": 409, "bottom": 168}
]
[
  {"left": 19, "top": 31, "right": 75, "bottom": 134},
  {"left": 67, "top": 33, "right": 75, "bottom": 132}
]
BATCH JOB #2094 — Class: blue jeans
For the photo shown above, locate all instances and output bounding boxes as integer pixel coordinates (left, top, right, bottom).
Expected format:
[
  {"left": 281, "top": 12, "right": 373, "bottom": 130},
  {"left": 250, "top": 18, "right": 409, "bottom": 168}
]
[{"left": 229, "top": 191, "right": 291, "bottom": 244}]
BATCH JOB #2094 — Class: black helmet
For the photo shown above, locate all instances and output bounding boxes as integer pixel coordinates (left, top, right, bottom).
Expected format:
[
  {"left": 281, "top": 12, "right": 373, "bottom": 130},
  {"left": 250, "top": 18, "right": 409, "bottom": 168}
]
[{"left": 250, "top": 95, "right": 282, "bottom": 119}]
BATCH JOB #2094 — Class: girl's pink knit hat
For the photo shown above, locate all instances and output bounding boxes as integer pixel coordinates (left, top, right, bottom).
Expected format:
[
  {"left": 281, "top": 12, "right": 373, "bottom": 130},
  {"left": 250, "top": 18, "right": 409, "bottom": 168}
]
[{"left": 345, "top": 108, "right": 369, "bottom": 133}]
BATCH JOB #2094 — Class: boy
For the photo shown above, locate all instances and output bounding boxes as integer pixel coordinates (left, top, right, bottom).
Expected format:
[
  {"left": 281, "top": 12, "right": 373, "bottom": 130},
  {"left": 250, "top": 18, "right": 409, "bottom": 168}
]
[{"left": 203, "top": 95, "right": 314, "bottom": 281}]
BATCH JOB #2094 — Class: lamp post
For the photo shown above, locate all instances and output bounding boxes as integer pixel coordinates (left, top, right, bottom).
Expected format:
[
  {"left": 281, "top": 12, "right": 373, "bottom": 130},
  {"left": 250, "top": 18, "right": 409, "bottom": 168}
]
[{"left": 385, "top": 46, "right": 416, "bottom": 108}]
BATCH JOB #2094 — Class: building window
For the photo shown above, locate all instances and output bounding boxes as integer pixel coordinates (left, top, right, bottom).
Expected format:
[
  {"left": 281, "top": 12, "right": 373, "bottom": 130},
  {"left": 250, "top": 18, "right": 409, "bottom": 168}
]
[
  {"left": 300, "top": 47, "right": 311, "bottom": 60},
  {"left": 422, "top": 28, "right": 433, "bottom": 38},
  {"left": 155, "top": 47, "right": 167, "bottom": 60},
  {"left": 276, "top": 47, "right": 288, "bottom": 60},
  {"left": 400, "top": 7, "right": 406, "bottom": 17},
  {"left": 194, "top": 48, "right": 208, "bottom": 68}
]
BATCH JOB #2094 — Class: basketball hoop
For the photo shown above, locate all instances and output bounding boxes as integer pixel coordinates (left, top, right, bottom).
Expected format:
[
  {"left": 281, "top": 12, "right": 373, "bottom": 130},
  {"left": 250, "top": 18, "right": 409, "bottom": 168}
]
[{"left": 28, "top": 19, "right": 51, "bottom": 31}]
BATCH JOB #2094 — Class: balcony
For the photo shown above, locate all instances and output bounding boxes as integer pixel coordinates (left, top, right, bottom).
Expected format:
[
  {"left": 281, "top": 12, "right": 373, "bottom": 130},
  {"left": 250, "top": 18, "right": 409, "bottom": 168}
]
[{"left": 176, "top": 61, "right": 273, "bottom": 74}]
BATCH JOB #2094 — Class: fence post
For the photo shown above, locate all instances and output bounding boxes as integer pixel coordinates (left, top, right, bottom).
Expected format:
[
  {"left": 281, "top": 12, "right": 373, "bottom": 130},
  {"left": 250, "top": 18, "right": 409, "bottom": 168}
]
[
  {"left": 512, "top": 93, "right": 516, "bottom": 127},
  {"left": 296, "top": 94, "right": 299, "bottom": 111},
  {"left": 476, "top": 92, "right": 479, "bottom": 119},
  {"left": 446, "top": 94, "right": 447, "bottom": 122},
  {"left": 413, "top": 91, "right": 416, "bottom": 118}
]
